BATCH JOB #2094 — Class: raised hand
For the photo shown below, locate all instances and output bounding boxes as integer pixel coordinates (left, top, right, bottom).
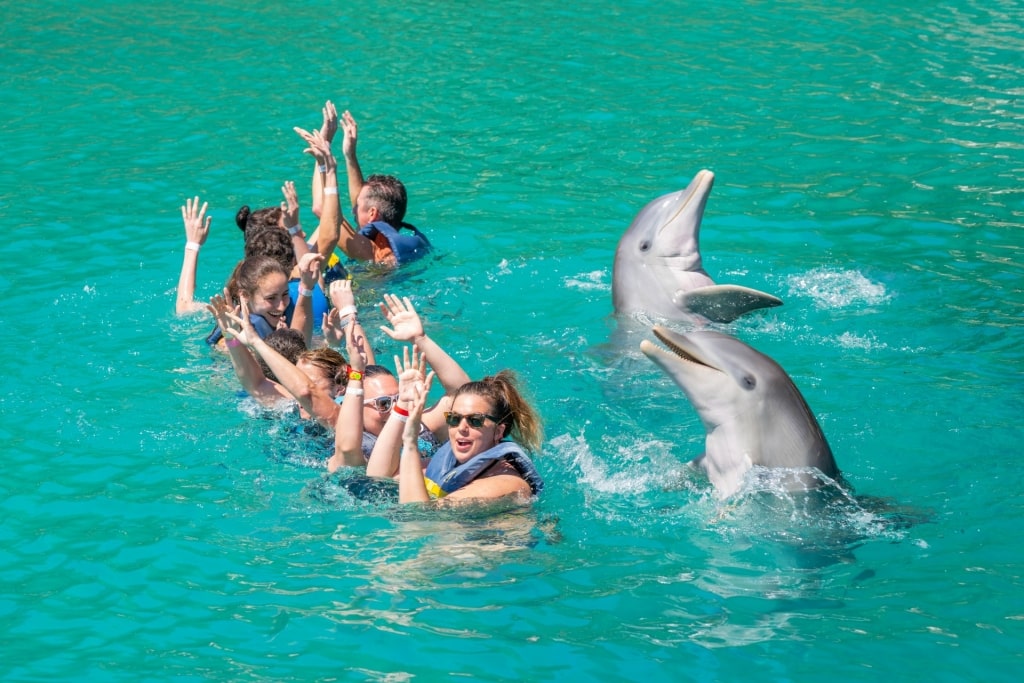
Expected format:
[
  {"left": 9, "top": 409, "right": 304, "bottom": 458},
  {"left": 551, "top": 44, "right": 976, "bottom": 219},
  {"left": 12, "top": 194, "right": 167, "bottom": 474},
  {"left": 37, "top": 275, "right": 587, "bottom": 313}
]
[
  {"left": 207, "top": 293, "right": 257, "bottom": 346},
  {"left": 402, "top": 370, "right": 435, "bottom": 443},
  {"left": 280, "top": 181, "right": 300, "bottom": 232},
  {"left": 294, "top": 126, "right": 336, "bottom": 170},
  {"left": 341, "top": 110, "right": 358, "bottom": 160},
  {"left": 321, "top": 308, "right": 345, "bottom": 347},
  {"left": 394, "top": 345, "right": 428, "bottom": 404},
  {"left": 181, "top": 196, "right": 211, "bottom": 246},
  {"left": 206, "top": 290, "right": 236, "bottom": 334},
  {"left": 344, "top": 313, "right": 369, "bottom": 373},
  {"left": 297, "top": 252, "right": 324, "bottom": 289},
  {"left": 328, "top": 279, "right": 356, "bottom": 312},
  {"left": 379, "top": 293, "right": 424, "bottom": 342},
  {"left": 320, "top": 100, "right": 339, "bottom": 143}
]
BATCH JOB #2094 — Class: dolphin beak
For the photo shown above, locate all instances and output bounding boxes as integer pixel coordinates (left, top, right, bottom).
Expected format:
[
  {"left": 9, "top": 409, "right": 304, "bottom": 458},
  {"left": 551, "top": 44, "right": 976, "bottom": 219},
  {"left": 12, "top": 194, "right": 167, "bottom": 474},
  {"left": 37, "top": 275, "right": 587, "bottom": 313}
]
[
  {"left": 660, "top": 170, "right": 714, "bottom": 228},
  {"left": 641, "top": 325, "right": 712, "bottom": 369}
]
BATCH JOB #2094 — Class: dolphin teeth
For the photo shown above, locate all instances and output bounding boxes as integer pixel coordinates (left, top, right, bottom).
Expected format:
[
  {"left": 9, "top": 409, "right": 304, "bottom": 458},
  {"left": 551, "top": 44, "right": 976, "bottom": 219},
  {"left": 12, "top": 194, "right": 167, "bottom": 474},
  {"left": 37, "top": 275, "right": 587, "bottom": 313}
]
[{"left": 652, "top": 327, "right": 705, "bottom": 366}]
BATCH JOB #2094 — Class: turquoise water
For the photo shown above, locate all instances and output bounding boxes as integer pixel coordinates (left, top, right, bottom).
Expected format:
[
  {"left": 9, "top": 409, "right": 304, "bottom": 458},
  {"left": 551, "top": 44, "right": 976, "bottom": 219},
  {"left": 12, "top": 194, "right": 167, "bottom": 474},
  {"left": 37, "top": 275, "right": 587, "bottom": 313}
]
[{"left": 2, "top": 0, "right": 1023, "bottom": 679}]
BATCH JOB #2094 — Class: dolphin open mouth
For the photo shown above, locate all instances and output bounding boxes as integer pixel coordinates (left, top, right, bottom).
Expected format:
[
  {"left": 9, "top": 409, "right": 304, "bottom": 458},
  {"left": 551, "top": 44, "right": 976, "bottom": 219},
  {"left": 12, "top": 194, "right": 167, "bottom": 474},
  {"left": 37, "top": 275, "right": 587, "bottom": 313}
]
[{"left": 646, "top": 325, "right": 715, "bottom": 370}]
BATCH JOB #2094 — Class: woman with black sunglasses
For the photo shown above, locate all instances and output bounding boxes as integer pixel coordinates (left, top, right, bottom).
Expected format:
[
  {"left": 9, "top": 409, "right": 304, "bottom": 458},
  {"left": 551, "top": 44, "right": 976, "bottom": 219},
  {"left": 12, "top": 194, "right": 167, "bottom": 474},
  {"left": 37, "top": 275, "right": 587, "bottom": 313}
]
[{"left": 396, "top": 369, "right": 544, "bottom": 505}]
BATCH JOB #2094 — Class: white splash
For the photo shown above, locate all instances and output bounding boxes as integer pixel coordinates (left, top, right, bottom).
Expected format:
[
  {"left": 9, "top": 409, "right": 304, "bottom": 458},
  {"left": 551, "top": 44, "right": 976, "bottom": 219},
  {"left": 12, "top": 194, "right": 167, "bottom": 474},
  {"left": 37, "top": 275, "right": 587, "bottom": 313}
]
[
  {"left": 785, "top": 267, "right": 889, "bottom": 309},
  {"left": 564, "top": 270, "right": 610, "bottom": 292}
]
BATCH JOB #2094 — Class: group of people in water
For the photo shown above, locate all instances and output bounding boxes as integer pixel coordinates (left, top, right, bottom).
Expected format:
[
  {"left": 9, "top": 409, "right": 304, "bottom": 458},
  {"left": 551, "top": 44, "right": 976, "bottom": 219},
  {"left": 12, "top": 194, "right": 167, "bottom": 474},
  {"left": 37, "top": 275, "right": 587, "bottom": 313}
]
[{"left": 175, "top": 101, "right": 544, "bottom": 507}]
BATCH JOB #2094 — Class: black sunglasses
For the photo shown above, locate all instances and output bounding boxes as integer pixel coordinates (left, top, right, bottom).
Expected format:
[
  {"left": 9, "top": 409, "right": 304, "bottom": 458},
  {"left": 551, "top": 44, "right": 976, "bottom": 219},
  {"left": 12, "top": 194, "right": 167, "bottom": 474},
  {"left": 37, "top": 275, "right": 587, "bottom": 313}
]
[{"left": 443, "top": 412, "right": 499, "bottom": 429}]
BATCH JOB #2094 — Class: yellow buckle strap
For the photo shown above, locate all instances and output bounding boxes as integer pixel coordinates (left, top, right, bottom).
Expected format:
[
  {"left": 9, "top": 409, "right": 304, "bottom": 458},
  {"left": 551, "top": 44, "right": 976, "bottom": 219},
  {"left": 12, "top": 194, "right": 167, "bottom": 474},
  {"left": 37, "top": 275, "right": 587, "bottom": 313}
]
[{"left": 424, "top": 477, "right": 446, "bottom": 499}]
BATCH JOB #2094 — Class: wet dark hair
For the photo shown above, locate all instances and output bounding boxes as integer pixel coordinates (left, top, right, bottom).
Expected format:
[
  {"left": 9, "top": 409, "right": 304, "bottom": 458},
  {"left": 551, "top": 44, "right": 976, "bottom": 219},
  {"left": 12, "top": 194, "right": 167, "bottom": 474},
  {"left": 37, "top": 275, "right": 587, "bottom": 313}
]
[
  {"left": 363, "top": 175, "right": 407, "bottom": 226},
  {"left": 225, "top": 255, "right": 289, "bottom": 302},
  {"left": 235, "top": 205, "right": 283, "bottom": 234},
  {"left": 363, "top": 364, "right": 395, "bottom": 379},
  {"left": 258, "top": 328, "right": 307, "bottom": 383},
  {"left": 244, "top": 225, "right": 295, "bottom": 273},
  {"left": 452, "top": 370, "right": 543, "bottom": 452}
]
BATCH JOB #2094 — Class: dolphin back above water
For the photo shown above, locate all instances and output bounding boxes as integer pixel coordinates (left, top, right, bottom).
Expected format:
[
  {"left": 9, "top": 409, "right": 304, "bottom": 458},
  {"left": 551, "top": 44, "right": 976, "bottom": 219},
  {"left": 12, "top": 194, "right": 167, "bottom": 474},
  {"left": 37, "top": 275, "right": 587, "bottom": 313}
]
[
  {"left": 640, "top": 326, "right": 840, "bottom": 499},
  {"left": 612, "top": 170, "right": 783, "bottom": 323}
]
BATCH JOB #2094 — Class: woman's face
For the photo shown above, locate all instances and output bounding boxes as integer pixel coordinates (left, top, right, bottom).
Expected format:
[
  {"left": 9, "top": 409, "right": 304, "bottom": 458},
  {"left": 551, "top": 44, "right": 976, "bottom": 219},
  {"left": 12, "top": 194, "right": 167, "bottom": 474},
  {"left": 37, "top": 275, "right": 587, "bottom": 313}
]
[
  {"left": 447, "top": 394, "right": 506, "bottom": 463},
  {"left": 363, "top": 374, "right": 399, "bottom": 436},
  {"left": 248, "top": 272, "right": 290, "bottom": 328}
]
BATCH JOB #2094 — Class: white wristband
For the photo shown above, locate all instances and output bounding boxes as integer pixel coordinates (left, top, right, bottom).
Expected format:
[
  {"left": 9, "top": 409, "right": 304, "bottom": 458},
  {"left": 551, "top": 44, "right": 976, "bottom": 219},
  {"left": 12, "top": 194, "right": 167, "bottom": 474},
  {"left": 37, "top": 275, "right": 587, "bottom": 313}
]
[
  {"left": 185, "top": 241, "right": 201, "bottom": 252},
  {"left": 347, "top": 388, "right": 364, "bottom": 397},
  {"left": 322, "top": 186, "right": 338, "bottom": 195},
  {"left": 287, "top": 223, "right": 302, "bottom": 236},
  {"left": 298, "top": 285, "right": 314, "bottom": 298},
  {"left": 392, "top": 413, "right": 409, "bottom": 423},
  {"left": 336, "top": 305, "right": 357, "bottom": 318},
  {"left": 318, "top": 164, "right": 327, "bottom": 174}
]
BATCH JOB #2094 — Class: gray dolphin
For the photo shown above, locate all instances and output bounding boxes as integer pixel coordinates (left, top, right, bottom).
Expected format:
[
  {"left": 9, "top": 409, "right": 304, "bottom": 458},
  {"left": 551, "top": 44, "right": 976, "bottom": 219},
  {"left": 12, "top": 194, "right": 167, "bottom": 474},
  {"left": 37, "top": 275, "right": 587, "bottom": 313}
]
[
  {"left": 640, "top": 326, "right": 840, "bottom": 499},
  {"left": 612, "top": 170, "right": 782, "bottom": 323}
]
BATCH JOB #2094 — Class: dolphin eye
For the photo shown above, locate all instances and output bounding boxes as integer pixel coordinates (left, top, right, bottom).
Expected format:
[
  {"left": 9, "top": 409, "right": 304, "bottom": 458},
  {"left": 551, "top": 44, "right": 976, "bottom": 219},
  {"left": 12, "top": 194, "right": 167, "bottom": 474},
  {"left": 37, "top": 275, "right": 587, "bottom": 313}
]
[
  {"left": 742, "top": 374, "right": 756, "bottom": 390},
  {"left": 639, "top": 240, "right": 651, "bottom": 252}
]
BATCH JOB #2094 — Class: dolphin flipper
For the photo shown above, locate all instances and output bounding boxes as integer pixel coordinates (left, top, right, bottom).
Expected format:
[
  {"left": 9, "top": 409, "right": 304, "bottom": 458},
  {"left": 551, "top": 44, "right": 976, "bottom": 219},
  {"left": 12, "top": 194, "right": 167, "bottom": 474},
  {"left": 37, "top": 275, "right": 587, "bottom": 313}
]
[{"left": 675, "top": 285, "right": 783, "bottom": 323}]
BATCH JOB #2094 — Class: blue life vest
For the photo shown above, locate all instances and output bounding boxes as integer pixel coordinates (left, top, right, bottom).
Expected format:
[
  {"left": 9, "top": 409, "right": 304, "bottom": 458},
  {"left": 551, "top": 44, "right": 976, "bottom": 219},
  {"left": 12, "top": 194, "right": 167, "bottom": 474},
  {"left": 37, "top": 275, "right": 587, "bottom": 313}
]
[
  {"left": 423, "top": 441, "right": 544, "bottom": 499},
  {"left": 358, "top": 221, "right": 431, "bottom": 266},
  {"left": 206, "top": 313, "right": 275, "bottom": 346},
  {"left": 285, "top": 279, "right": 329, "bottom": 326}
]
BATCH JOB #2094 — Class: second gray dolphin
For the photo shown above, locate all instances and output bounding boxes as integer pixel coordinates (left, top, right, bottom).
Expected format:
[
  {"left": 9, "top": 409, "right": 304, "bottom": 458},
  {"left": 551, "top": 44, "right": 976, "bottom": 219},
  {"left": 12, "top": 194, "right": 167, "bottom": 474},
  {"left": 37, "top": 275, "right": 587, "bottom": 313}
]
[
  {"left": 612, "top": 170, "right": 782, "bottom": 323},
  {"left": 640, "top": 326, "right": 840, "bottom": 499}
]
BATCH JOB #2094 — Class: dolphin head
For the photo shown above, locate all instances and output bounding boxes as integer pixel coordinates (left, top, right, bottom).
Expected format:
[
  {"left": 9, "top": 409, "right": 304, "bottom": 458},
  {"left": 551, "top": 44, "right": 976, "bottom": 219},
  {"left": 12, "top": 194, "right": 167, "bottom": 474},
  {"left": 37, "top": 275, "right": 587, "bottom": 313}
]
[
  {"left": 640, "top": 326, "right": 838, "bottom": 498},
  {"left": 612, "top": 170, "right": 717, "bottom": 319}
]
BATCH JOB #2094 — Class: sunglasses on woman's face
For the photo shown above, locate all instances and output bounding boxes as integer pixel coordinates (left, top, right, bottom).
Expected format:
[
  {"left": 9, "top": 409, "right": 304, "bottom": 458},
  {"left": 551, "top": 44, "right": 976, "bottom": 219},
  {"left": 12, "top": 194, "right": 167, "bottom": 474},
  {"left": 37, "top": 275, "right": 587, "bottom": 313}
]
[
  {"left": 443, "top": 412, "right": 499, "bottom": 429},
  {"left": 363, "top": 394, "right": 399, "bottom": 413}
]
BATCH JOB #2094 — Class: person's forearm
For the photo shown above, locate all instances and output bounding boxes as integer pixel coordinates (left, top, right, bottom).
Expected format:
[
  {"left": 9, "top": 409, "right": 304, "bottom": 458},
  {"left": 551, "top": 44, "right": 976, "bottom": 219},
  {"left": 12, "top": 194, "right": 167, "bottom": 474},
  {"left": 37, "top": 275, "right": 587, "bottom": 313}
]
[
  {"left": 344, "top": 153, "right": 364, "bottom": 212},
  {"left": 311, "top": 161, "right": 325, "bottom": 218},
  {"left": 290, "top": 230, "right": 312, "bottom": 275},
  {"left": 225, "top": 340, "right": 280, "bottom": 404},
  {"left": 398, "top": 439, "right": 430, "bottom": 503},
  {"left": 366, "top": 411, "right": 406, "bottom": 478},
  {"left": 175, "top": 248, "right": 201, "bottom": 315},
  {"left": 290, "top": 284, "right": 314, "bottom": 349},
  {"left": 329, "top": 378, "right": 366, "bottom": 471},
  {"left": 316, "top": 164, "right": 341, "bottom": 262}
]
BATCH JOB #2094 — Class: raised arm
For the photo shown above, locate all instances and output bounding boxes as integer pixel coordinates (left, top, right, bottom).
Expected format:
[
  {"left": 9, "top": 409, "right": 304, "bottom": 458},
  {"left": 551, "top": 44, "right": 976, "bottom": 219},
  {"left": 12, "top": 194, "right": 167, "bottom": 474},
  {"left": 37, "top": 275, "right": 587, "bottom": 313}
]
[
  {"left": 340, "top": 110, "right": 365, "bottom": 211},
  {"left": 294, "top": 123, "right": 342, "bottom": 265},
  {"left": 176, "top": 196, "right": 211, "bottom": 315},
  {"left": 290, "top": 252, "right": 323, "bottom": 348},
  {"left": 328, "top": 322, "right": 370, "bottom": 472},
  {"left": 307, "top": 106, "right": 374, "bottom": 262},
  {"left": 311, "top": 101, "right": 339, "bottom": 218},
  {"left": 321, "top": 279, "right": 376, "bottom": 365},
  {"left": 398, "top": 372, "right": 435, "bottom": 504},
  {"left": 379, "top": 294, "right": 470, "bottom": 433},
  {"left": 280, "top": 180, "right": 311, "bottom": 272},
  {"left": 366, "top": 346, "right": 428, "bottom": 479}
]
